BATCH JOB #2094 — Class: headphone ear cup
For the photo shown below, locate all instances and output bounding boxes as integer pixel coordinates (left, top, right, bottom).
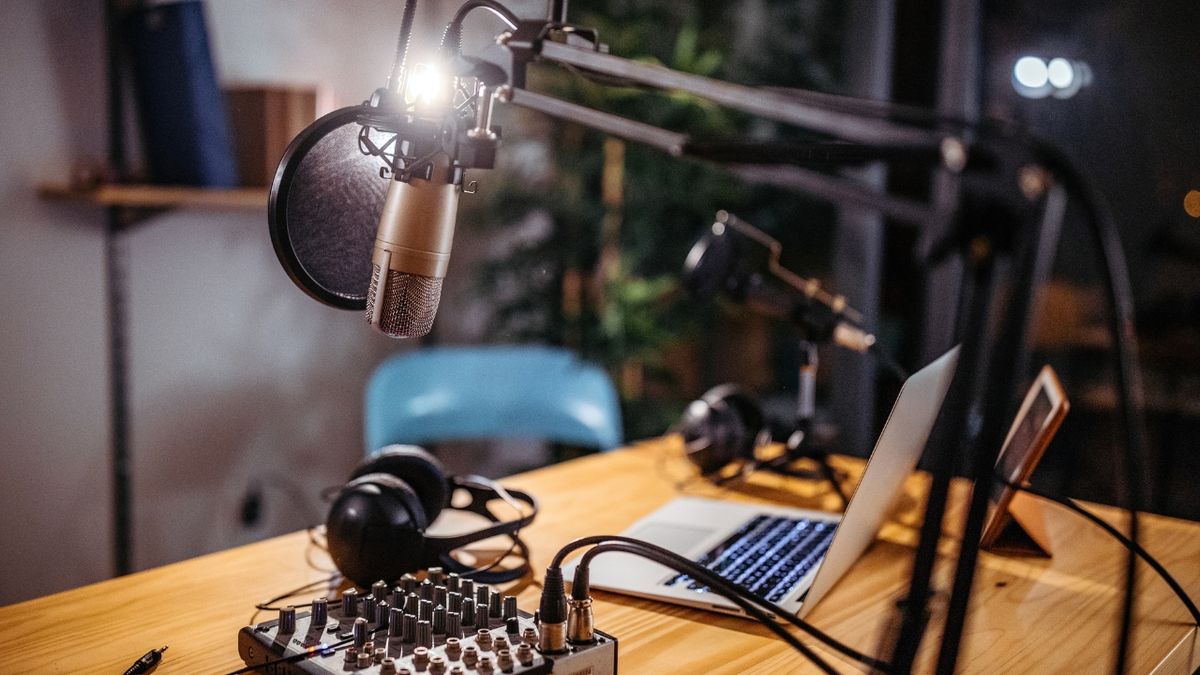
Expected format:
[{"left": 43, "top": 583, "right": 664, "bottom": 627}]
[
  {"left": 679, "top": 385, "right": 765, "bottom": 474},
  {"left": 353, "top": 445, "right": 450, "bottom": 524},
  {"left": 325, "top": 472, "right": 429, "bottom": 586}
]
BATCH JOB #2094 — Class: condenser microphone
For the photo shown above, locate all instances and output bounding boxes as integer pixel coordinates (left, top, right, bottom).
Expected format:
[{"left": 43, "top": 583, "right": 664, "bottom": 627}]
[
  {"left": 684, "top": 210, "right": 876, "bottom": 353},
  {"left": 365, "top": 156, "right": 462, "bottom": 338}
]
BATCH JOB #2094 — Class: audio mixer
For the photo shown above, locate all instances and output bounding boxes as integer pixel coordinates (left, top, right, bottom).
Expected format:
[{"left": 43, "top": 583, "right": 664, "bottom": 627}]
[{"left": 237, "top": 572, "right": 617, "bottom": 674}]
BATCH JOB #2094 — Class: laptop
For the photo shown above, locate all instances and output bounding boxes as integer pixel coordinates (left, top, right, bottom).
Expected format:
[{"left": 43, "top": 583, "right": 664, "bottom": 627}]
[{"left": 566, "top": 346, "right": 959, "bottom": 619}]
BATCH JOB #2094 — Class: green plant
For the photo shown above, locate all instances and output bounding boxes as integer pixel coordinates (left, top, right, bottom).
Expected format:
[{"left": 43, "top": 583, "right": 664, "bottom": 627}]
[{"left": 464, "top": 0, "right": 845, "bottom": 440}]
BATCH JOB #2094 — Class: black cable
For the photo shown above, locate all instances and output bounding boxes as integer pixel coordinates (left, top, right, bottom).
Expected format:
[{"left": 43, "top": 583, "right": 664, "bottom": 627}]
[
  {"left": 550, "top": 535, "right": 889, "bottom": 671},
  {"left": 1004, "top": 481, "right": 1199, "bottom": 626},
  {"left": 450, "top": 0, "right": 519, "bottom": 28},
  {"left": 1035, "top": 142, "right": 1150, "bottom": 674},
  {"left": 253, "top": 573, "right": 341, "bottom": 612},
  {"left": 385, "top": 0, "right": 419, "bottom": 91},
  {"left": 440, "top": 0, "right": 520, "bottom": 58},
  {"left": 576, "top": 542, "right": 840, "bottom": 674}
]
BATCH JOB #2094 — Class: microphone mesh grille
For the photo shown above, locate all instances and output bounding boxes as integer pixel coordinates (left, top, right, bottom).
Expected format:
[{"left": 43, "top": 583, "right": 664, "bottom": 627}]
[{"left": 365, "top": 264, "right": 442, "bottom": 338}]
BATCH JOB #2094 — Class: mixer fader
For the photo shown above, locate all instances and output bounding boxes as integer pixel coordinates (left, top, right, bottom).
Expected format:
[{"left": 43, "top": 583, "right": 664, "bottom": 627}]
[{"left": 237, "top": 570, "right": 616, "bottom": 674}]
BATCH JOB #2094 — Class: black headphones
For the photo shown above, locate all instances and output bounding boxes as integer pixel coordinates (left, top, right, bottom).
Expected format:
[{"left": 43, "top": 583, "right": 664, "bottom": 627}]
[
  {"left": 676, "top": 384, "right": 769, "bottom": 477},
  {"left": 325, "top": 445, "right": 538, "bottom": 588}
]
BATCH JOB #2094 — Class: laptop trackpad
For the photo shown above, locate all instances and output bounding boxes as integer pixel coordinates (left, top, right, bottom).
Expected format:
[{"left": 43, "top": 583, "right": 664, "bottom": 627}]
[{"left": 627, "top": 522, "right": 715, "bottom": 556}]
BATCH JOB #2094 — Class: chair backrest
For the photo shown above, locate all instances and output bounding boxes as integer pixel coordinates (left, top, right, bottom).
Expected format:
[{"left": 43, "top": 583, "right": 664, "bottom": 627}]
[{"left": 364, "top": 346, "right": 623, "bottom": 454}]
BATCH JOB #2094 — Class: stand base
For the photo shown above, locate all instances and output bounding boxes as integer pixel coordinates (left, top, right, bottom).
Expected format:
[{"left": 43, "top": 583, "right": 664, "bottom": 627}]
[{"left": 981, "top": 490, "right": 1053, "bottom": 557}]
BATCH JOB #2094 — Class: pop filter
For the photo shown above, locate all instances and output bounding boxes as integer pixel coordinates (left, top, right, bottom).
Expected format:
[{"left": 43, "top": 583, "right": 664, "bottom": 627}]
[{"left": 269, "top": 106, "right": 393, "bottom": 310}]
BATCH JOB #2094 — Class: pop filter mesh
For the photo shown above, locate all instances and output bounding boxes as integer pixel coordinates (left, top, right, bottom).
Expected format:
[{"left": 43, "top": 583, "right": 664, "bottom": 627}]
[{"left": 271, "top": 107, "right": 391, "bottom": 308}]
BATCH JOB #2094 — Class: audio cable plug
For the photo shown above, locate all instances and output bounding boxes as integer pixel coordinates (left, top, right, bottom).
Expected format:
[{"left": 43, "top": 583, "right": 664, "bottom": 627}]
[
  {"left": 537, "top": 566, "right": 568, "bottom": 653},
  {"left": 567, "top": 564, "right": 595, "bottom": 644}
]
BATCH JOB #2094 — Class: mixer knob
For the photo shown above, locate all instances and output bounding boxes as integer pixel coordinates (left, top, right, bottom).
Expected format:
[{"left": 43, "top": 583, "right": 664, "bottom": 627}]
[
  {"left": 419, "top": 579, "right": 435, "bottom": 600},
  {"left": 475, "top": 603, "right": 490, "bottom": 629},
  {"left": 341, "top": 589, "right": 358, "bottom": 616},
  {"left": 433, "top": 605, "right": 447, "bottom": 634},
  {"left": 516, "top": 643, "right": 534, "bottom": 666},
  {"left": 404, "top": 592, "right": 421, "bottom": 615},
  {"left": 417, "top": 619, "right": 433, "bottom": 648},
  {"left": 447, "top": 591, "right": 462, "bottom": 613},
  {"left": 505, "top": 617, "right": 520, "bottom": 635},
  {"left": 352, "top": 617, "right": 368, "bottom": 650},
  {"left": 460, "top": 598, "right": 476, "bottom": 628},
  {"left": 278, "top": 605, "right": 296, "bottom": 634},
  {"left": 419, "top": 599, "right": 433, "bottom": 622},
  {"left": 489, "top": 591, "right": 502, "bottom": 618},
  {"left": 460, "top": 579, "right": 475, "bottom": 599},
  {"left": 388, "top": 607, "right": 404, "bottom": 638},
  {"left": 361, "top": 595, "right": 377, "bottom": 621},
  {"left": 311, "top": 596, "right": 328, "bottom": 627},
  {"left": 428, "top": 567, "right": 446, "bottom": 585},
  {"left": 476, "top": 628, "right": 493, "bottom": 651},
  {"left": 434, "top": 585, "right": 448, "bottom": 608},
  {"left": 413, "top": 646, "right": 430, "bottom": 670},
  {"left": 502, "top": 596, "right": 517, "bottom": 621},
  {"left": 446, "top": 572, "right": 461, "bottom": 593},
  {"left": 475, "top": 585, "right": 490, "bottom": 609},
  {"left": 376, "top": 600, "right": 390, "bottom": 627},
  {"left": 372, "top": 580, "right": 389, "bottom": 602},
  {"left": 402, "top": 613, "right": 418, "bottom": 643},
  {"left": 446, "top": 611, "right": 462, "bottom": 639},
  {"left": 400, "top": 573, "right": 418, "bottom": 595}
]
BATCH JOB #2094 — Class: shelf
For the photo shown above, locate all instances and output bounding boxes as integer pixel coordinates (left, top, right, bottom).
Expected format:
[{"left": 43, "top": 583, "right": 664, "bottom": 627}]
[{"left": 39, "top": 183, "right": 268, "bottom": 210}]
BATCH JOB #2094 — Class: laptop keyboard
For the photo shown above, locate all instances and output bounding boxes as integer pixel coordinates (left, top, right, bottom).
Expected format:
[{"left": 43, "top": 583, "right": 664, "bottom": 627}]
[{"left": 663, "top": 514, "right": 836, "bottom": 603}]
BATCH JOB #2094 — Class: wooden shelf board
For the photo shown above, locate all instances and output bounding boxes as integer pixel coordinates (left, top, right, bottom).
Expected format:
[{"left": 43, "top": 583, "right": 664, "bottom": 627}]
[{"left": 38, "top": 183, "right": 268, "bottom": 210}]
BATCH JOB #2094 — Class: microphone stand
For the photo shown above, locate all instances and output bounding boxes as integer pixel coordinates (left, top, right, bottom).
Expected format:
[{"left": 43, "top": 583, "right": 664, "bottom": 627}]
[
  {"left": 407, "top": 10, "right": 1146, "bottom": 671},
  {"left": 753, "top": 339, "right": 851, "bottom": 509}
]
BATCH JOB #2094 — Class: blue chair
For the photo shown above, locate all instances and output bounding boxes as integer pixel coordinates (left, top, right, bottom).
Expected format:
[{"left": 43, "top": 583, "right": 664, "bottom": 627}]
[{"left": 364, "top": 346, "right": 623, "bottom": 455}]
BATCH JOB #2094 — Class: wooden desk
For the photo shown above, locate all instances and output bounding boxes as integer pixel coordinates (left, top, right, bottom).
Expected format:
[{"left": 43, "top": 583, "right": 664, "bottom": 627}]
[{"left": 1, "top": 438, "right": 1197, "bottom": 673}]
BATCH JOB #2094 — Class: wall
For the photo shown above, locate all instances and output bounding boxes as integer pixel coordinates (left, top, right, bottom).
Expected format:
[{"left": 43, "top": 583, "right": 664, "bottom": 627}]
[{"left": 0, "top": 0, "right": 111, "bottom": 605}]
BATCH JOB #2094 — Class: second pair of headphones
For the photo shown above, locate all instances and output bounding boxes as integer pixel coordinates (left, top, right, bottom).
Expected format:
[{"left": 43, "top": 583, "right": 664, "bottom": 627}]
[
  {"left": 676, "top": 384, "right": 772, "bottom": 477},
  {"left": 325, "top": 445, "right": 538, "bottom": 588},
  {"left": 677, "top": 385, "right": 850, "bottom": 506}
]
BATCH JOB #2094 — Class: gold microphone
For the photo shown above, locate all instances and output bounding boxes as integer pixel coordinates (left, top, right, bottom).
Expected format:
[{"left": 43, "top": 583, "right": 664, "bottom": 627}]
[{"left": 364, "top": 155, "right": 461, "bottom": 338}]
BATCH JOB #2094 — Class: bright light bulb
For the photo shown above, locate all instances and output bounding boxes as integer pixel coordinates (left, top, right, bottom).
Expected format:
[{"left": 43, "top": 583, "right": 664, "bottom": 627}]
[
  {"left": 1047, "top": 58, "right": 1074, "bottom": 89},
  {"left": 405, "top": 63, "right": 446, "bottom": 106},
  {"left": 1014, "top": 56, "right": 1049, "bottom": 88}
]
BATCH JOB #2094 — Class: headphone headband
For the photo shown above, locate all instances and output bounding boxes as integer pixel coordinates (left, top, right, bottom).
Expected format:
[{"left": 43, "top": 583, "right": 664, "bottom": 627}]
[
  {"left": 423, "top": 476, "right": 539, "bottom": 552},
  {"left": 326, "top": 450, "right": 539, "bottom": 586}
]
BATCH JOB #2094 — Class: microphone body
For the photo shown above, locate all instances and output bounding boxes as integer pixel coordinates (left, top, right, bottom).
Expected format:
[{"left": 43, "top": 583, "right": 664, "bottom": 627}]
[{"left": 365, "top": 156, "right": 461, "bottom": 338}]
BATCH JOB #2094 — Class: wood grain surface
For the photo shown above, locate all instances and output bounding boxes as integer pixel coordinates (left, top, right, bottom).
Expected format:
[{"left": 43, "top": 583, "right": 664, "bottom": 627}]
[{"left": 0, "top": 437, "right": 1196, "bottom": 673}]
